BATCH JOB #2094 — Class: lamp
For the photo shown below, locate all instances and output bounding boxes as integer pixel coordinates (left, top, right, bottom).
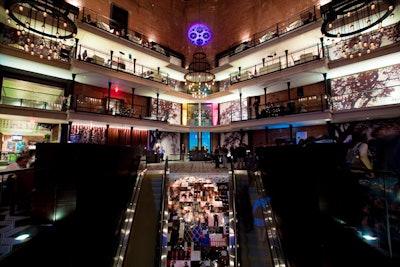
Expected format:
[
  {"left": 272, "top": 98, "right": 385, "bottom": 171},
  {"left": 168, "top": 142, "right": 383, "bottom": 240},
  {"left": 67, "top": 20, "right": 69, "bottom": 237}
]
[
  {"left": 184, "top": 49, "right": 215, "bottom": 98},
  {"left": 4, "top": 0, "right": 79, "bottom": 59},
  {"left": 321, "top": 0, "right": 395, "bottom": 59}
]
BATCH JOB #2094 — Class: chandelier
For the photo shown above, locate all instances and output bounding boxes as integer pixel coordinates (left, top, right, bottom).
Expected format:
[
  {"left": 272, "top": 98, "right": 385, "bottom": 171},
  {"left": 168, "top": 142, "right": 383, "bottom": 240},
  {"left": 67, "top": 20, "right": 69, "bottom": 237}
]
[
  {"left": 184, "top": 50, "right": 215, "bottom": 98},
  {"left": 321, "top": 0, "right": 395, "bottom": 38},
  {"left": 321, "top": 0, "right": 396, "bottom": 59},
  {"left": 4, "top": 0, "right": 78, "bottom": 59}
]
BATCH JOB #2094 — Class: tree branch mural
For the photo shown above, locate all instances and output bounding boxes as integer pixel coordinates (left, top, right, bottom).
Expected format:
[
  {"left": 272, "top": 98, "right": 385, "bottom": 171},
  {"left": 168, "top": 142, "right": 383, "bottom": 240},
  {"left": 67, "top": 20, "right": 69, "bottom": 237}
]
[
  {"left": 151, "top": 99, "right": 180, "bottom": 124},
  {"left": 331, "top": 64, "right": 400, "bottom": 110}
]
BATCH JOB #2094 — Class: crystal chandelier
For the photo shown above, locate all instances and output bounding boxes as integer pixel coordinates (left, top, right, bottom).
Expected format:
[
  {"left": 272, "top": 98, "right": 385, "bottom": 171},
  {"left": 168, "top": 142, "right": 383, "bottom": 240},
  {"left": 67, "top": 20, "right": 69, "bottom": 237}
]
[
  {"left": 321, "top": 0, "right": 396, "bottom": 59},
  {"left": 4, "top": 0, "right": 78, "bottom": 60},
  {"left": 321, "top": 0, "right": 395, "bottom": 38},
  {"left": 184, "top": 50, "right": 215, "bottom": 98}
]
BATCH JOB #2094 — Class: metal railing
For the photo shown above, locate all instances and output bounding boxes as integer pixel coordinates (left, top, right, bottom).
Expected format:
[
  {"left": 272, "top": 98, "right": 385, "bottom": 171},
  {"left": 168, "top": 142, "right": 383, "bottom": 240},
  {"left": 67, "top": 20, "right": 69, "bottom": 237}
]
[
  {"left": 216, "top": 5, "right": 320, "bottom": 63},
  {"left": 76, "top": 44, "right": 170, "bottom": 85},
  {"left": 80, "top": 7, "right": 184, "bottom": 62},
  {"left": 230, "top": 43, "right": 323, "bottom": 84},
  {"left": 1, "top": 86, "right": 66, "bottom": 111},
  {"left": 229, "top": 94, "right": 328, "bottom": 123}
]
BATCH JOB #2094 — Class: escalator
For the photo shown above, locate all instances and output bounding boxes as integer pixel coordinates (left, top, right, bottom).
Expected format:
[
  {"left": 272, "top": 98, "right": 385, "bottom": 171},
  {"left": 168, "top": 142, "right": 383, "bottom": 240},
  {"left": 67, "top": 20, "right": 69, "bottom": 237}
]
[
  {"left": 117, "top": 161, "right": 287, "bottom": 267},
  {"left": 236, "top": 170, "right": 273, "bottom": 266},
  {"left": 121, "top": 169, "right": 164, "bottom": 267},
  {"left": 235, "top": 170, "right": 287, "bottom": 267}
]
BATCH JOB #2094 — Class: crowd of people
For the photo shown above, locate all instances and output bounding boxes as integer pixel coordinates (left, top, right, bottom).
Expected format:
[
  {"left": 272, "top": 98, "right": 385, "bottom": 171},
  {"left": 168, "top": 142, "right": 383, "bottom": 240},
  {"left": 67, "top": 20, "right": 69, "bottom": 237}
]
[{"left": 213, "top": 143, "right": 253, "bottom": 170}]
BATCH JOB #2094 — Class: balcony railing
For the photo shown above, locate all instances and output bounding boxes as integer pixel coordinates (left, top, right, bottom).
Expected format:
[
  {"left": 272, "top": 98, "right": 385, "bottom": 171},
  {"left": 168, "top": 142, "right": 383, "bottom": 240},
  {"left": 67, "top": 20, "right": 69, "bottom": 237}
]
[
  {"left": 230, "top": 94, "right": 328, "bottom": 123},
  {"left": 216, "top": 5, "right": 321, "bottom": 65},
  {"left": 230, "top": 43, "right": 322, "bottom": 84},
  {"left": 3, "top": 83, "right": 400, "bottom": 126},
  {"left": 79, "top": 7, "right": 185, "bottom": 63},
  {"left": 76, "top": 44, "right": 170, "bottom": 85},
  {"left": 72, "top": 95, "right": 155, "bottom": 121},
  {"left": 1, "top": 86, "right": 66, "bottom": 111}
]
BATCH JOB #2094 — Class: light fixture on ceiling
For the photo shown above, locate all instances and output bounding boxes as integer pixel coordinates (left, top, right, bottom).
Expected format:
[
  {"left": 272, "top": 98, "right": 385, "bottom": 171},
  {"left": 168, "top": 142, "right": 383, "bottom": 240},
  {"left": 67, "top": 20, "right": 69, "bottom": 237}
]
[
  {"left": 4, "top": 0, "right": 79, "bottom": 59},
  {"left": 321, "top": 0, "right": 395, "bottom": 38},
  {"left": 321, "top": 0, "right": 395, "bottom": 59},
  {"left": 185, "top": 0, "right": 214, "bottom": 98},
  {"left": 184, "top": 49, "right": 215, "bottom": 98}
]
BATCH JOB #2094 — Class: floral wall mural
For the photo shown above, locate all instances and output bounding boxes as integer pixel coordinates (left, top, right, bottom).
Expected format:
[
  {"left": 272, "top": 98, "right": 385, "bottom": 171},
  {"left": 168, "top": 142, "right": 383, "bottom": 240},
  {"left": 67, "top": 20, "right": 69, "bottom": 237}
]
[
  {"left": 187, "top": 103, "right": 198, "bottom": 126},
  {"left": 331, "top": 64, "right": 400, "bottom": 110},
  {"left": 219, "top": 99, "right": 248, "bottom": 125},
  {"left": 149, "top": 130, "right": 180, "bottom": 159},
  {"left": 201, "top": 103, "right": 212, "bottom": 126},
  {"left": 70, "top": 124, "right": 148, "bottom": 146},
  {"left": 70, "top": 124, "right": 106, "bottom": 144},
  {"left": 220, "top": 131, "right": 248, "bottom": 150},
  {"left": 160, "top": 131, "right": 180, "bottom": 158},
  {"left": 151, "top": 99, "right": 181, "bottom": 124},
  {"left": 187, "top": 103, "right": 212, "bottom": 126}
]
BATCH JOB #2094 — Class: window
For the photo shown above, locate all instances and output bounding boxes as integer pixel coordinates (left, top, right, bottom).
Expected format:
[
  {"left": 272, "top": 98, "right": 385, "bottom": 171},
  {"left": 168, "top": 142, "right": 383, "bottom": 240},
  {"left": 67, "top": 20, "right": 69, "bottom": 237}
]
[{"left": 110, "top": 3, "right": 128, "bottom": 35}]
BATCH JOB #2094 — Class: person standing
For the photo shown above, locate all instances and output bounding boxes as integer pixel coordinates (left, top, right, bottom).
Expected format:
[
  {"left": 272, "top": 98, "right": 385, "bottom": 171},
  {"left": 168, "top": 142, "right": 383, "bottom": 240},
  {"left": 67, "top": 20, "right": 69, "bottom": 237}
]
[
  {"left": 236, "top": 143, "right": 247, "bottom": 169},
  {"left": 157, "top": 146, "right": 165, "bottom": 162},
  {"left": 253, "top": 97, "right": 260, "bottom": 119},
  {"left": 346, "top": 131, "right": 374, "bottom": 177},
  {"left": 221, "top": 145, "right": 229, "bottom": 168},
  {"left": 214, "top": 145, "right": 220, "bottom": 168},
  {"left": 213, "top": 213, "right": 219, "bottom": 226},
  {"left": 180, "top": 143, "right": 185, "bottom": 161}
]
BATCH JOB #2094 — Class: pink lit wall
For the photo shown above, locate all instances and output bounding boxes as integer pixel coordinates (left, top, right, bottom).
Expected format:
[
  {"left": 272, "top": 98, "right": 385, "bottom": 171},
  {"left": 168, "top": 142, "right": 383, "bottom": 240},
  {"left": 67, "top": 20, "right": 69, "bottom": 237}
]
[{"left": 212, "top": 103, "right": 219, "bottom": 126}]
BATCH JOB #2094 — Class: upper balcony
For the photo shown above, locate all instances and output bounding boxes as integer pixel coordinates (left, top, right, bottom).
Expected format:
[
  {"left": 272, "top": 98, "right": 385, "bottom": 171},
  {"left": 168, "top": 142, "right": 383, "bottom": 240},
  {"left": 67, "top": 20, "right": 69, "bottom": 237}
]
[{"left": 0, "top": 0, "right": 400, "bottom": 133}]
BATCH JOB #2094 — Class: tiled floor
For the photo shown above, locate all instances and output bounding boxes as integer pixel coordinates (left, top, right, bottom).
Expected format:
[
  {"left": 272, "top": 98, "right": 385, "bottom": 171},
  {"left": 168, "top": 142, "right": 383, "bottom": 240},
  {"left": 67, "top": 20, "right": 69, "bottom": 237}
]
[
  {"left": 146, "top": 160, "right": 233, "bottom": 173},
  {"left": 0, "top": 160, "right": 236, "bottom": 262},
  {"left": 167, "top": 173, "right": 231, "bottom": 267}
]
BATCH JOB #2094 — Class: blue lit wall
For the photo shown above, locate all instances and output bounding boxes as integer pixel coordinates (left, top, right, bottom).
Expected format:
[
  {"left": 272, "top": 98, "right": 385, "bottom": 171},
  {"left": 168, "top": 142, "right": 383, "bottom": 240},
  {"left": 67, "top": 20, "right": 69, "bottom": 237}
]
[
  {"left": 189, "top": 131, "right": 211, "bottom": 151},
  {"left": 189, "top": 132, "right": 198, "bottom": 150},
  {"left": 201, "top": 131, "right": 210, "bottom": 152}
]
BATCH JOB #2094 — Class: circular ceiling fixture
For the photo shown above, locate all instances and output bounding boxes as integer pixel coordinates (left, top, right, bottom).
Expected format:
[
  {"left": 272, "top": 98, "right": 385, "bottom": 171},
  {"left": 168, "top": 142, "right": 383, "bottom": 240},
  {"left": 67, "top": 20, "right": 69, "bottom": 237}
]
[{"left": 187, "top": 23, "right": 212, "bottom": 46}]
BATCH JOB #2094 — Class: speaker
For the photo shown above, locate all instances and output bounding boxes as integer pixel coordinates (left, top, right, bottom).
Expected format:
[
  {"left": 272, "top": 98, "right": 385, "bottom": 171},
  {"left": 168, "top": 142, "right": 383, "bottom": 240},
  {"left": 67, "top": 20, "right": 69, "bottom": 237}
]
[{"left": 297, "top": 87, "right": 304, "bottom": 96}]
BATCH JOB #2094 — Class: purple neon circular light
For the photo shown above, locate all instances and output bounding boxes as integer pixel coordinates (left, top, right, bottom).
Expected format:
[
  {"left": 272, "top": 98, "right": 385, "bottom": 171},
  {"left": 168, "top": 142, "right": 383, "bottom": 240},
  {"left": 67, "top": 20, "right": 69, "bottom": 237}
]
[{"left": 187, "top": 23, "right": 212, "bottom": 46}]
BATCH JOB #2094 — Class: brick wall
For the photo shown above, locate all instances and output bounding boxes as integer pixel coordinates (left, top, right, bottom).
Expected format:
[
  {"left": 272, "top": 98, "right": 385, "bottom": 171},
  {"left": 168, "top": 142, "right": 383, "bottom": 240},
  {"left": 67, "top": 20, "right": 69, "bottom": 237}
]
[{"left": 69, "top": 0, "right": 319, "bottom": 67}]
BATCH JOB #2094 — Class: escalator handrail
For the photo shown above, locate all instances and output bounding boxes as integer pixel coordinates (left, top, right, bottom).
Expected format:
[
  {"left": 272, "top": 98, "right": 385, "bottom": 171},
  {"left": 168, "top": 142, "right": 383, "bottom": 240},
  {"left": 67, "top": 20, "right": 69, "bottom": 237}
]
[{"left": 112, "top": 168, "right": 147, "bottom": 267}]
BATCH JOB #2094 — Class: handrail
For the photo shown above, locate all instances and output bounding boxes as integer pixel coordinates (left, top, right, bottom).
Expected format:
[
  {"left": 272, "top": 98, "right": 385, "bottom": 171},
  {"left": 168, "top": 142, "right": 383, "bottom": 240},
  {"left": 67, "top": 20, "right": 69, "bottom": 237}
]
[
  {"left": 216, "top": 5, "right": 320, "bottom": 62},
  {"left": 80, "top": 7, "right": 184, "bottom": 61},
  {"left": 158, "top": 157, "right": 170, "bottom": 267},
  {"left": 229, "top": 43, "right": 322, "bottom": 84},
  {"left": 76, "top": 43, "right": 170, "bottom": 85},
  {"left": 253, "top": 171, "right": 289, "bottom": 266},
  {"left": 113, "top": 168, "right": 147, "bottom": 267},
  {"left": 230, "top": 159, "right": 239, "bottom": 267}
]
